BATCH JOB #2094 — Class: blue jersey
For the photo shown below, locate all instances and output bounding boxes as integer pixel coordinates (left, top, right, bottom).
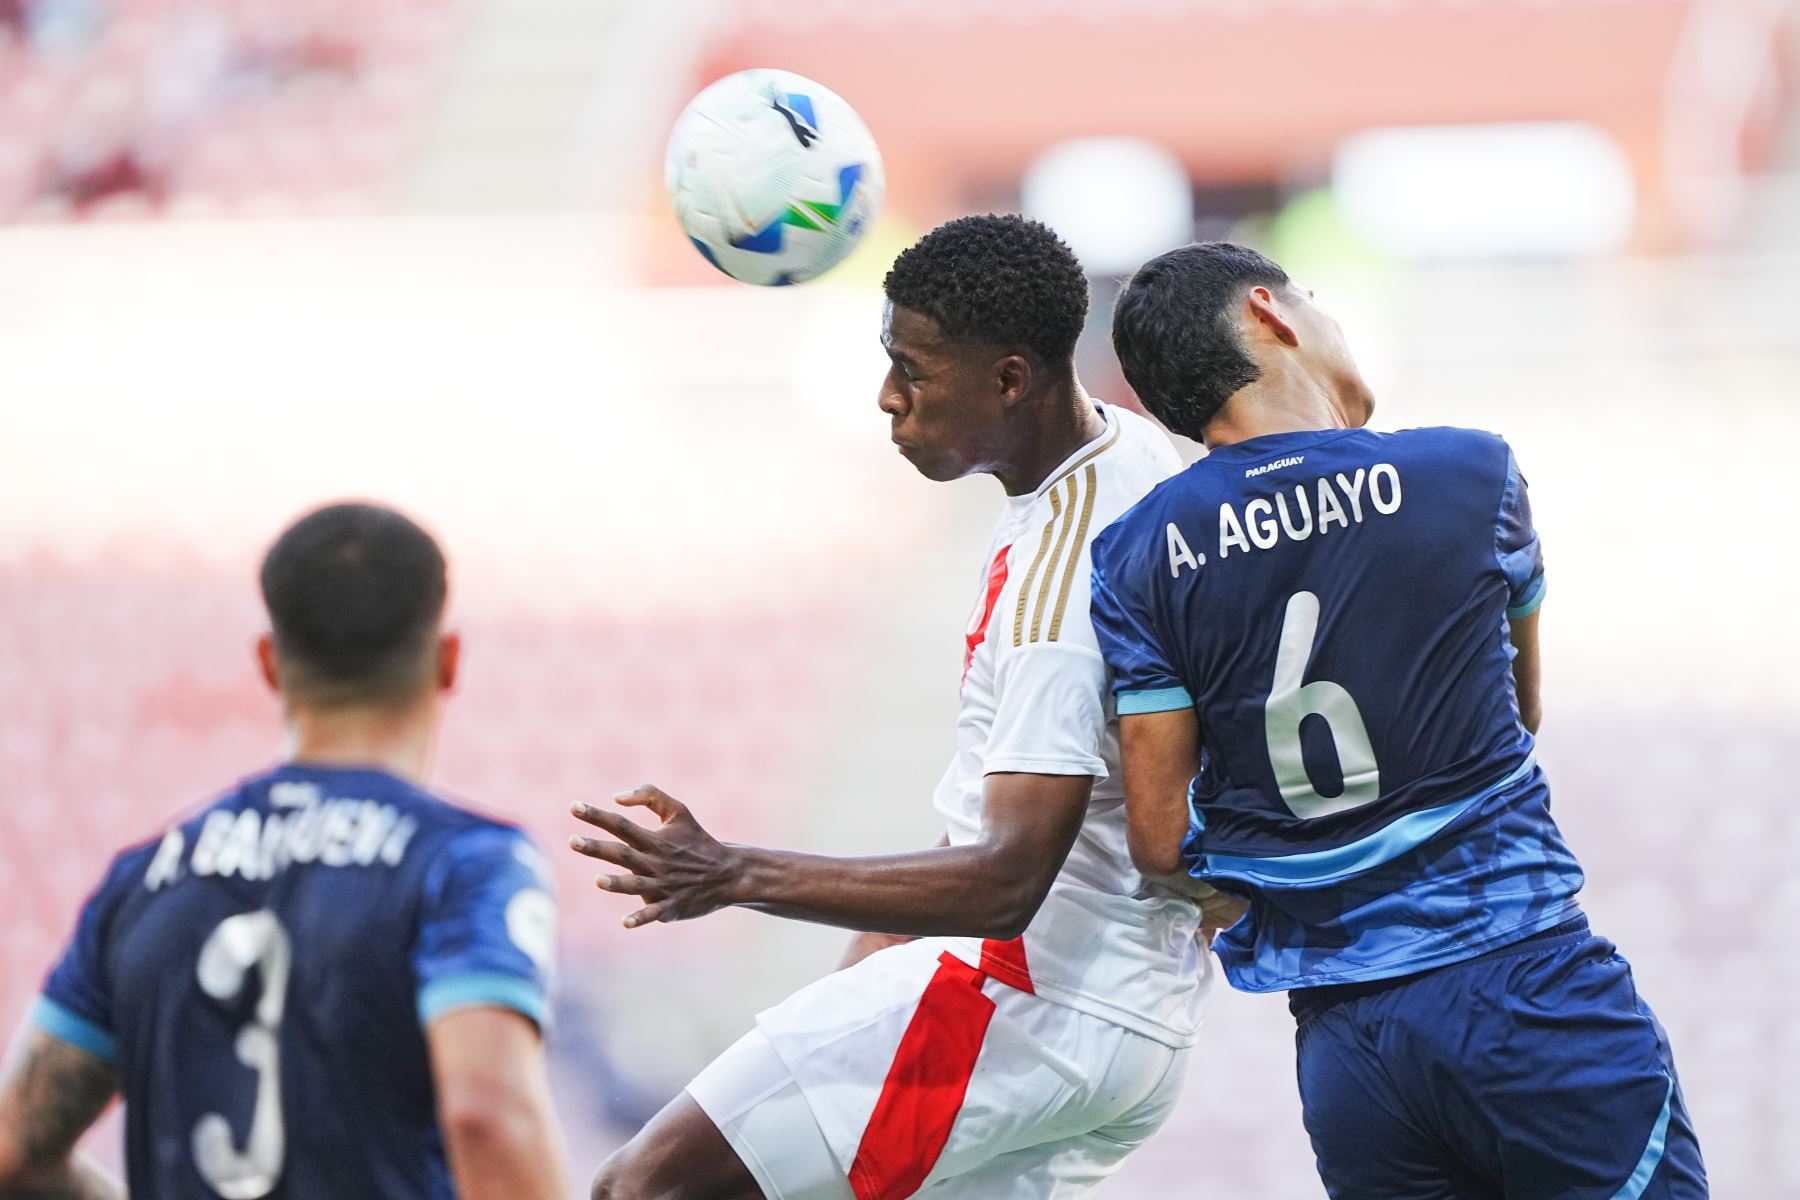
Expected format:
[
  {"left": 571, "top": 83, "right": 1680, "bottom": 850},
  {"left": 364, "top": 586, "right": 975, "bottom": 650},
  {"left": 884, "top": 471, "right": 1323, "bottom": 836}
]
[
  {"left": 33, "top": 764, "right": 557, "bottom": 1199},
  {"left": 1090, "top": 426, "right": 1583, "bottom": 992}
]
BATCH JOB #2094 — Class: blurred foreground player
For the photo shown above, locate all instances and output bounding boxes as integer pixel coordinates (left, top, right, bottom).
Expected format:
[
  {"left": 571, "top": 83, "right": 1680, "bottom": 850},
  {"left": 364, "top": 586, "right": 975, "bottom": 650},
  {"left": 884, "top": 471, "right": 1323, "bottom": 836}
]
[
  {"left": 1092, "top": 243, "right": 1706, "bottom": 1199},
  {"left": 571, "top": 216, "right": 1232, "bottom": 1199},
  {"left": 0, "top": 504, "right": 567, "bottom": 1200}
]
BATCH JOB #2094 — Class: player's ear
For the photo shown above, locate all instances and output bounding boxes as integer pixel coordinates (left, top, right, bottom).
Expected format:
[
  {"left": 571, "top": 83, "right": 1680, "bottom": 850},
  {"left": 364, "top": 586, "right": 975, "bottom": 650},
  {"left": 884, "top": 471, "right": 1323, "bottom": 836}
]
[
  {"left": 436, "top": 631, "right": 461, "bottom": 693},
  {"left": 1244, "top": 286, "right": 1300, "bottom": 349},
  {"left": 995, "top": 353, "right": 1032, "bottom": 408},
  {"left": 255, "top": 634, "right": 280, "bottom": 693}
]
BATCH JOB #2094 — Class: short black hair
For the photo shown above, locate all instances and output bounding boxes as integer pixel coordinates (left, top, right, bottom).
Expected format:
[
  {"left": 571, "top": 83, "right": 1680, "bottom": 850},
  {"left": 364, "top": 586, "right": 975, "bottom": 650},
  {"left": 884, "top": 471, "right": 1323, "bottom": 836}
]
[
  {"left": 260, "top": 502, "right": 447, "bottom": 705},
  {"left": 883, "top": 214, "right": 1089, "bottom": 364},
  {"left": 1112, "top": 242, "right": 1291, "bottom": 440}
]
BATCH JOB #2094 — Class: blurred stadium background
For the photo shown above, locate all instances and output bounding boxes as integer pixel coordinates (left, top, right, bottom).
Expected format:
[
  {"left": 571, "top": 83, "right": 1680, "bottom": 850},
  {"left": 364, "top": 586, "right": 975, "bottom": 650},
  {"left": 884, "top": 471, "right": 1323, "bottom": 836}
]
[{"left": 2, "top": 0, "right": 1798, "bottom": 1194}]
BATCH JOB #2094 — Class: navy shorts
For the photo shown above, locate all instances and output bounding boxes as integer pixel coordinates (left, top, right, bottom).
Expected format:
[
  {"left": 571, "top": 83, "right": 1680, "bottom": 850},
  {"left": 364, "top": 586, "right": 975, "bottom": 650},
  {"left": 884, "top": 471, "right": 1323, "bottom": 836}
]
[{"left": 1289, "top": 917, "right": 1706, "bottom": 1199}]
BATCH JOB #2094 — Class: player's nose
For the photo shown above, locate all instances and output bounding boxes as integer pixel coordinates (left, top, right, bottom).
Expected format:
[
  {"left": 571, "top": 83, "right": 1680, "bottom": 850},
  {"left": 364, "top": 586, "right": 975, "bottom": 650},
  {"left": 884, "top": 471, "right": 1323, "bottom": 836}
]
[{"left": 877, "top": 382, "right": 906, "bottom": 419}]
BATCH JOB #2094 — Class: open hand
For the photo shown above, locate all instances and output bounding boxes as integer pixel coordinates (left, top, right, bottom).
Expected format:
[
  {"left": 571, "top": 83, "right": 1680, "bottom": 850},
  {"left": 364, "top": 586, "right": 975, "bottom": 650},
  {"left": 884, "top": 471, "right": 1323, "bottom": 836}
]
[{"left": 569, "top": 786, "right": 740, "bottom": 928}]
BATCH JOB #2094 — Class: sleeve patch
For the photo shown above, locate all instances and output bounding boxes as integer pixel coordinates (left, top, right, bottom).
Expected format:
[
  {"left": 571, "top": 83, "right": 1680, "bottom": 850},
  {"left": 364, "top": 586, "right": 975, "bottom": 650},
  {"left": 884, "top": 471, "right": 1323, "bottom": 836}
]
[{"left": 504, "top": 888, "right": 558, "bottom": 973}]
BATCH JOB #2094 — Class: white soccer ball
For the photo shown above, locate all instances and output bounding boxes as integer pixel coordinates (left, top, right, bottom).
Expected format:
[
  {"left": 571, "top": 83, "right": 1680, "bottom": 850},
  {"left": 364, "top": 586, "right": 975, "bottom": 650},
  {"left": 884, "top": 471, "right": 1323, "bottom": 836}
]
[{"left": 665, "top": 68, "right": 885, "bottom": 286}]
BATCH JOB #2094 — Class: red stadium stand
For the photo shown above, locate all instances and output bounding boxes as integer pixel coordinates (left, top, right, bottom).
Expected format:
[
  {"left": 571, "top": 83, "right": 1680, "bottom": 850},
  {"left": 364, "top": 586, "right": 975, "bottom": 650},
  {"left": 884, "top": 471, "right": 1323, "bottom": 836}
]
[{"left": 0, "top": 0, "right": 457, "bottom": 220}]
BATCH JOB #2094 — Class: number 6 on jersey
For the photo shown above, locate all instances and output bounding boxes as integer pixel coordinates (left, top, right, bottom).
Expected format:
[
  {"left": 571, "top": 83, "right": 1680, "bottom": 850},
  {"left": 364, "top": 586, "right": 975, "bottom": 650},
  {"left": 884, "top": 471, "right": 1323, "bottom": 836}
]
[{"left": 1265, "top": 590, "right": 1381, "bottom": 819}]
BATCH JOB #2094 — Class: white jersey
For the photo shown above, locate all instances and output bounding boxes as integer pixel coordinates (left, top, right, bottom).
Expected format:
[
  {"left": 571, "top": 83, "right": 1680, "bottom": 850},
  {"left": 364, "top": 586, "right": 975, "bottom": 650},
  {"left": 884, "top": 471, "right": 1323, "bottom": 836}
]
[
  {"left": 689, "top": 405, "right": 1211, "bottom": 1198},
  {"left": 933, "top": 402, "right": 1211, "bottom": 1046}
]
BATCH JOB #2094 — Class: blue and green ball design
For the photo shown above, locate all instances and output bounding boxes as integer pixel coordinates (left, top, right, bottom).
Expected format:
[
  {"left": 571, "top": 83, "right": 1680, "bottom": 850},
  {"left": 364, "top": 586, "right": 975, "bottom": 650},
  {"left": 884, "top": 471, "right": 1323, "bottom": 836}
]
[{"left": 668, "top": 69, "right": 885, "bottom": 287}]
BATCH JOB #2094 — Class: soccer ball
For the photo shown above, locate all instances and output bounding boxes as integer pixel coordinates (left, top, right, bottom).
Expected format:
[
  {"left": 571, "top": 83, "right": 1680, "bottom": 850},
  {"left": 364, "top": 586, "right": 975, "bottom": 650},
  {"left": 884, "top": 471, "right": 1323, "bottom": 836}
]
[{"left": 665, "top": 68, "right": 885, "bottom": 286}]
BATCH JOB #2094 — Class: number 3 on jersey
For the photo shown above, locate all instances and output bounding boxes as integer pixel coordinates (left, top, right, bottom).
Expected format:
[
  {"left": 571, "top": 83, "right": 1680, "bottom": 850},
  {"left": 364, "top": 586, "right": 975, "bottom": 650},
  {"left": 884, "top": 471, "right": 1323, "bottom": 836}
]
[
  {"left": 193, "top": 911, "right": 291, "bottom": 1199},
  {"left": 1264, "top": 591, "right": 1381, "bottom": 819}
]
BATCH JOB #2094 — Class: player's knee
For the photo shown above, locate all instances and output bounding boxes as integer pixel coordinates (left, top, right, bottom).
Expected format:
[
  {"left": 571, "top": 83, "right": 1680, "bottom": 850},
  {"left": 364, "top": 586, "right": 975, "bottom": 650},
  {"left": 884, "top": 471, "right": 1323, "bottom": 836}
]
[
  {"left": 589, "top": 1154, "right": 629, "bottom": 1200},
  {"left": 590, "top": 1144, "right": 661, "bottom": 1200}
]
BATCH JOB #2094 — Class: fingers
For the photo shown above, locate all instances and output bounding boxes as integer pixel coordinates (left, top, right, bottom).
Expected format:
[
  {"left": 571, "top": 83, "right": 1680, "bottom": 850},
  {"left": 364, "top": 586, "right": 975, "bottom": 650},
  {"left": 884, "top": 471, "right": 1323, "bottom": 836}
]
[
  {"left": 568, "top": 836, "right": 647, "bottom": 872},
  {"left": 569, "top": 802, "right": 658, "bottom": 849},
  {"left": 594, "top": 873, "right": 661, "bottom": 897},
  {"left": 624, "top": 902, "right": 669, "bottom": 929},
  {"left": 614, "top": 785, "right": 688, "bottom": 824}
]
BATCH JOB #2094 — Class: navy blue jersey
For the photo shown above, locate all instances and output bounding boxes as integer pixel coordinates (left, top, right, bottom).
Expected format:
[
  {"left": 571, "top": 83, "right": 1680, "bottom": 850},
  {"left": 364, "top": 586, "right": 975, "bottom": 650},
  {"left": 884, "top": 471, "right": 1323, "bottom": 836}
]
[
  {"left": 1091, "top": 426, "right": 1583, "bottom": 991},
  {"left": 33, "top": 764, "right": 557, "bottom": 1199}
]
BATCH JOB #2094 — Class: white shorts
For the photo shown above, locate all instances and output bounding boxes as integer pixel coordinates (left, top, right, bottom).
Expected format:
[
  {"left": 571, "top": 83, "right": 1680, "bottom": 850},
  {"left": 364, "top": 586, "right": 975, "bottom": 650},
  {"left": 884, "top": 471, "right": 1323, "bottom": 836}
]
[{"left": 686, "top": 938, "right": 1190, "bottom": 1200}]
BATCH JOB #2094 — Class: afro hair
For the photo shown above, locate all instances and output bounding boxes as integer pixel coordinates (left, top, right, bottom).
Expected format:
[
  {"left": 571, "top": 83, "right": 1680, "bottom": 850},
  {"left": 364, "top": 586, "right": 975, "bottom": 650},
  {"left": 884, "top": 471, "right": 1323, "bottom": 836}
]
[{"left": 883, "top": 214, "right": 1089, "bottom": 365}]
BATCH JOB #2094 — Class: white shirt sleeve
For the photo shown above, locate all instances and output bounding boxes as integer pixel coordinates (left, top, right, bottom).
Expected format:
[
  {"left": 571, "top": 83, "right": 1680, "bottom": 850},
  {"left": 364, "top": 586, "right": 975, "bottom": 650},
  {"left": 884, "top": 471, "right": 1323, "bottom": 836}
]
[{"left": 981, "top": 642, "right": 1109, "bottom": 779}]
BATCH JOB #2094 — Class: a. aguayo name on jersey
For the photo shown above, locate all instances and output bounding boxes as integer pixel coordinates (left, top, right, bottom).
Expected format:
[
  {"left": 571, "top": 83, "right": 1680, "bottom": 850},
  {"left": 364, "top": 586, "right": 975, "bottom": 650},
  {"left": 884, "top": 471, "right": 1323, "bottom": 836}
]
[{"left": 1165, "top": 463, "right": 1403, "bottom": 577}]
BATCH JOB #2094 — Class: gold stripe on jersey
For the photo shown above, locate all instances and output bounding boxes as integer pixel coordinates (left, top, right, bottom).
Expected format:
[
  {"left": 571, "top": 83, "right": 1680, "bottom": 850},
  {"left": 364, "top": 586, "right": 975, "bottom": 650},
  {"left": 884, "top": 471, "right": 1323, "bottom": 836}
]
[
  {"left": 1047, "top": 463, "right": 1099, "bottom": 642},
  {"left": 1043, "top": 418, "right": 1120, "bottom": 498},
  {"left": 1028, "top": 473, "right": 1082, "bottom": 645},
  {"left": 1012, "top": 485, "right": 1063, "bottom": 647}
]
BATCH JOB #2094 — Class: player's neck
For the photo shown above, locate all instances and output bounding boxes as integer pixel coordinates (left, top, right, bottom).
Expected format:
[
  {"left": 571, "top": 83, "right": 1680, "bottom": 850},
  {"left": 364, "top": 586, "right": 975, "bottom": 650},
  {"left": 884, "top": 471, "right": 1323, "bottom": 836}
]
[
  {"left": 995, "top": 379, "right": 1105, "bottom": 497},
  {"left": 280, "top": 699, "right": 437, "bottom": 784},
  {"left": 1204, "top": 363, "right": 1359, "bottom": 450}
]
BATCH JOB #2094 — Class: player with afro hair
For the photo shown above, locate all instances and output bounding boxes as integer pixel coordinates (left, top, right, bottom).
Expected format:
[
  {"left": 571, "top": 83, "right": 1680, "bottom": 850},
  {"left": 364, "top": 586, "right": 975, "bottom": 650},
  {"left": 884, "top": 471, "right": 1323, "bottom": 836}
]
[
  {"left": 873, "top": 213, "right": 1100, "bottom": 491},
  {"left": 577, "top": 212, "right": 1212, "bottom": 1200}
]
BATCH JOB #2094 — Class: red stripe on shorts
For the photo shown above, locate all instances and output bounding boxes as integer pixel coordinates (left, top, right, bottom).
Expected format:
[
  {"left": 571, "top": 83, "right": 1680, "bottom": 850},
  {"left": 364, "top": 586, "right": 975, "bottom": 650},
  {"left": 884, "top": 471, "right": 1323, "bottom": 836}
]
[
  {"left": 846, "top": 952, "right": 996, "bottom": 1200},
  {"left": 978, "top": 937, "right": 1035, "bottom": 995}
]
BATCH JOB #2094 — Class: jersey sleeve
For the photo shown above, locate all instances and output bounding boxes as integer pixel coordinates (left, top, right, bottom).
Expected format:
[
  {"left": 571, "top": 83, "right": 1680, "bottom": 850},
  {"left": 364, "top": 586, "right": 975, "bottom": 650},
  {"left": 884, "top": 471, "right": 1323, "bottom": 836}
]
[
  {"left": 1090, "top": 536, "right": 1191, "bottom": 715},
  {"left": 983, "top": 642, "right": 1109, "bottom": 777},
  {"left": 414, "top": 825, "right": 558, "bottom": 1030},
  {"left": 35, "top": 850, "right": 141, "bottom": 1063},
  {"left": 1496, "top": 447, "right": 1546, "bottom": 618}
]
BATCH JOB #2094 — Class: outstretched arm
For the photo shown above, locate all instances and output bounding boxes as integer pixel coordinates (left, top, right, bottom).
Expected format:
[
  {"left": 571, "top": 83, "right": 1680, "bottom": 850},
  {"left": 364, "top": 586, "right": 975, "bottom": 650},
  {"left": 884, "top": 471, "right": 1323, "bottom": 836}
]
[
  {"left": 571, "top": 774, "right": 1090, "bottom": 942},
  {"left": 0, "top": 1027, "right": 122, "bottom": 1200},
  {"left": 836, "top": 833, "right": 951, "bottom": 969}
]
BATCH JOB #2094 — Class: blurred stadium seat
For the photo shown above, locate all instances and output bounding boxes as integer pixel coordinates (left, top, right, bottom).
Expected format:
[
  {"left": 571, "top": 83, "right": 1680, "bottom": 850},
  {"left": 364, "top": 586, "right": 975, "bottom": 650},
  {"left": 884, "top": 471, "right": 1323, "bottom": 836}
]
[{"left": 0, "top": 0, "right": 457, "bottom": 220}]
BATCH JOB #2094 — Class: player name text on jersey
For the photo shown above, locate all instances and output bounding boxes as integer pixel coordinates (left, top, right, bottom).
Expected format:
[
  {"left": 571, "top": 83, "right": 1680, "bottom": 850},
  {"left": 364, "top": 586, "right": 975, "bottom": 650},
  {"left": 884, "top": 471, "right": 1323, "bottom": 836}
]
[
  {"left": 144, "top": 787, "right": 420, "bottom": 892},
  {"left": 1165, "top": 463, "right": 1403, "bottom": 577}
]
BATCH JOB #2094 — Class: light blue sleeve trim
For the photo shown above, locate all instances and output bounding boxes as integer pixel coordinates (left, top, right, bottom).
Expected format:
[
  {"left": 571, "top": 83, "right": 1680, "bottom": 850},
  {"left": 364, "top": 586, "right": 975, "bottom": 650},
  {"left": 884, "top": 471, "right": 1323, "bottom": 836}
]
[
  {"left": 1118, "top": 686, "right": 1194, "bottom": 715},
  {"left": 418, "top": 972, "right": 547, "bottom": 1028},
  {"left": 1506, "top": 575, "right": 1547, "bottom": 620},
  {"left": 32, "top": 997, "right": 118, "bottom": 1063},
  {"left": 1611, "top": 1076, "right": 1675, "bottom": 1200},
  {"left": 1201, "top": 754, "right": 1538, "bottom": 888}
]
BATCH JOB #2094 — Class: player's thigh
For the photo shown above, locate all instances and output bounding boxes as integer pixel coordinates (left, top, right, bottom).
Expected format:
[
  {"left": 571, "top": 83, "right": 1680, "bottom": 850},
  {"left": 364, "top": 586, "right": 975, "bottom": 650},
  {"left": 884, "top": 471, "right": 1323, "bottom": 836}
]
[
  {"left": 912, "top": 1131, "right": 1134, "bottom": 1200},
  {"left": 680, "top": 1027, "right": 853, "bottom": 1200},
  {"left": 1460, "top": 937, "right": 1706, "bottom": 1200},
  {"left": 920, "top": 1005, "right": 1189, "bottom": 1196},
  {"left": 913, "top": 1055, "right": 1186, "bottom": 1200},
  {"left": 1295, "top": 1002, "right": 1494, "bottom": 1200},
  {"left": 593, "top": 1085, "right": 769, "bottom": 1200}
]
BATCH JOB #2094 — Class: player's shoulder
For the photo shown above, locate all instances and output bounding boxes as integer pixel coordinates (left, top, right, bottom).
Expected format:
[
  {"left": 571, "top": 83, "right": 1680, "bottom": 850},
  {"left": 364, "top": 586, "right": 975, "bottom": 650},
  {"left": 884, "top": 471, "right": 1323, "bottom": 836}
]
[
  {"left": 1099, "top": 403, "right": 1183, "bottom": 497},
  {"left": 1380, "top": 424, "right": 1512, "bottom": 458},
  {"left": 1020, "top": 405, "right": 1178, "bottom": 531},
  {"left": 1000, "top": 407, "right": 1181, "bottom": 652},
  {"left": 401, "top": 785, "right": 544, "bottom": 877}
]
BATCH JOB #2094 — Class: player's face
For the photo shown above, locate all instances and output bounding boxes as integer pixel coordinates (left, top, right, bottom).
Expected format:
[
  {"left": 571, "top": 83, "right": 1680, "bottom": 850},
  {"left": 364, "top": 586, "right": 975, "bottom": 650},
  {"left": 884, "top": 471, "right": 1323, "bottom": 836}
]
[
  {"left": 878, "top": 302, "right": 1007, "bottom": 482},
  {"left": 1282, "top": 284, "right": 1376, "bottom": 426}
]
